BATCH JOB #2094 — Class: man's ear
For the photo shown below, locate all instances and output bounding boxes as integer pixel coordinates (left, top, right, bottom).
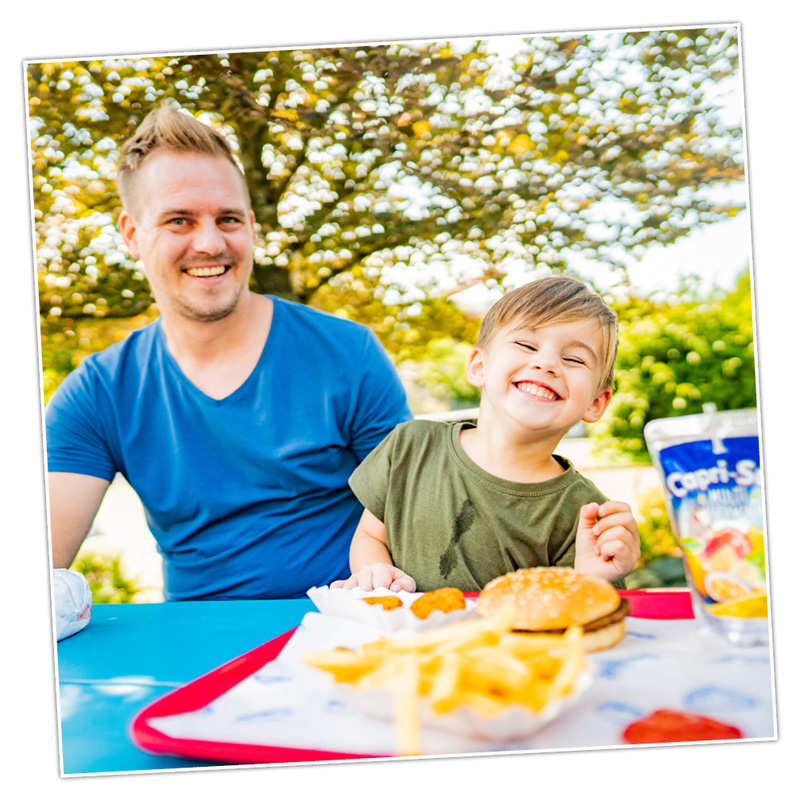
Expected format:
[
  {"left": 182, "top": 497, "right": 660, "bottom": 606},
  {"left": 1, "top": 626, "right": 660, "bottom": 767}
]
[
  {"left": 118, "top": 210, "right": 140, "bottom": 260},
  {"left": 582, "top": 389, "right": 612, "bottom": 424},
  {"left": 466, "top": 347, "right": 487, "bottom": 389}
]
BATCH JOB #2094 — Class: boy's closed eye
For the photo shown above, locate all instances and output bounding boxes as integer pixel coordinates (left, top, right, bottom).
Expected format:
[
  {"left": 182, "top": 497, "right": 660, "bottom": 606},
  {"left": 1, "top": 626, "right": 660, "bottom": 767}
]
[{"left": 514, "top": 341, "right": 587, "bottom": 365}]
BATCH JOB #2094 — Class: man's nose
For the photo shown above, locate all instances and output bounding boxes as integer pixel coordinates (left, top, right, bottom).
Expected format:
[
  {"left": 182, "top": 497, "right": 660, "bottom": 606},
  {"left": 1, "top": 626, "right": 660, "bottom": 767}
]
[{"left": 190, "top": 219, "right": 226, "bottom": 254}]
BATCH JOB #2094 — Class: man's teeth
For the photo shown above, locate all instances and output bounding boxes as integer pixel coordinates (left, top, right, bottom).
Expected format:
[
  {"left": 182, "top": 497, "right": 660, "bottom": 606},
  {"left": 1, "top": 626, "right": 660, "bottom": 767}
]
[
  {"left": 185, "top": 266, "right": 227, "bottom": 277},
  {"left": 516, "top": 382, "right": 558, "bottom": 400}
]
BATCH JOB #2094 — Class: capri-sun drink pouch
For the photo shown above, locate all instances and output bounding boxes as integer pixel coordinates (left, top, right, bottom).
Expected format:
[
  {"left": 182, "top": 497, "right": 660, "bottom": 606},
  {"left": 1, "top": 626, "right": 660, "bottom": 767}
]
[{"left": 644, "top": 406, "right": 769, "bottom": 646}]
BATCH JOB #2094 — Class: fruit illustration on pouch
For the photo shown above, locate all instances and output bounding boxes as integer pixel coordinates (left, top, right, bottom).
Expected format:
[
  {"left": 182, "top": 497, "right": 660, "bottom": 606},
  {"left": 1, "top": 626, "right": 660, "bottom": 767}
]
[
  {"left": 708, "top": 590, "right": 768, "bottom": 618},
  {"left": 746, "top": 527, "right": 764, "bottom": 553},
  {"left": 730, "top": 559, "right": 764, "bottom": 590},
  {"left": 702, "top": 528, "right": 752, "bottom": 560},
  {"left": 704, "top": 571, "right": 750, "bottom": 602},
  {"left": 683, "top": 524, "right": 766, "bottom": 602},
  {"left": 684, "top": 549, "right": 708, "bottom": 597}
]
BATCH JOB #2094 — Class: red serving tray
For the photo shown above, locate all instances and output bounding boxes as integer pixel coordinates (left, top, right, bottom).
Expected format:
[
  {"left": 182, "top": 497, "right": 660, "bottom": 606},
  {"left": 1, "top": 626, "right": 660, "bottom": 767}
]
[{"left": 130, "top": 589, "right": 694, "bottom": 765}]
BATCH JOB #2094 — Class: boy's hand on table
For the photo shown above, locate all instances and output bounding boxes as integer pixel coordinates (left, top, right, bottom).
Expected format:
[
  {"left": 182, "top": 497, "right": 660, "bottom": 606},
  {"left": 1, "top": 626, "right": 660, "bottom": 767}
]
[
  {"left": 574, "top": 501, "right": 641, "bottom": 582},
  {"left": 330, "top": 563, "right": 417, "bottom": 592}
]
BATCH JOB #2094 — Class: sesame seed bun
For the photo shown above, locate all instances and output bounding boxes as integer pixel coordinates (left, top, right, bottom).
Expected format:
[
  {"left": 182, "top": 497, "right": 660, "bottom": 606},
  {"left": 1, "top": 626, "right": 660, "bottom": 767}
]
[{"left": 476, "top": 567, "right": 628, "bottom": 652}]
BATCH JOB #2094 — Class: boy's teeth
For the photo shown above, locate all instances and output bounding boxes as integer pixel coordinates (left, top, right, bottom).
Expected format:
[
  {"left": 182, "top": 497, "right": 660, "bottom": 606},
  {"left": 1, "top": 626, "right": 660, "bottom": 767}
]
[
  {"left": 186, "top": 266, "right": 226, "bottom": 277},
  {"left": 517, "top": 382, "right": 558, "bottom": 400}
]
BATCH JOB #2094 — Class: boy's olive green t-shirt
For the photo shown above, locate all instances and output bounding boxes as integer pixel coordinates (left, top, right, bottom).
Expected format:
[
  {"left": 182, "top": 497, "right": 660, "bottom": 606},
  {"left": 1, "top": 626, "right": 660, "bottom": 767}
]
[{"left": 348, "top": 419, "right": 609, "bottom": 592}]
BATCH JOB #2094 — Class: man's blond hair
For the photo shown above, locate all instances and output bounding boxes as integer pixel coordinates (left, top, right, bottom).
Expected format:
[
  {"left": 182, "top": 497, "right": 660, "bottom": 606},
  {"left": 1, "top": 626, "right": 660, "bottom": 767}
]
[
  {"left": 476, "top": 275, "right": 618, "bottom": 391},
  {"left": 116, "top": 102, "right": 247, "bottom": 213}
]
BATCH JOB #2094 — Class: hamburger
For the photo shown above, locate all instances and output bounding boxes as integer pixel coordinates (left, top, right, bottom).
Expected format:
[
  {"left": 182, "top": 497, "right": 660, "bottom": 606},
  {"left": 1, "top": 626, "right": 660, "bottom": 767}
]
[{"left": 476, "top": 567, "right": 630, "bottom": 652}]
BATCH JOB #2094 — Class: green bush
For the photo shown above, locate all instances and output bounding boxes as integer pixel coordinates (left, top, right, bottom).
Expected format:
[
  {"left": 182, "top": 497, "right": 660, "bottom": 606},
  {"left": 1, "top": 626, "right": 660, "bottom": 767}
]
[
  {"left": 626, "top": 487, "right": 687, "bottom": 589},
  {"left": 626, "top": 556, "right": 687, "bottom": 589},
  {"left": 72, "top": 551, "right": 144, "bottom": 604},
  {"left": 591, "top": 271, "right": 756, "bottom": 462},
  {"left": 635, "top": 487, "right": 680, "bottom": 564},
  {"left": 417, "top": 339, "right": 481, "bottom": 408}
]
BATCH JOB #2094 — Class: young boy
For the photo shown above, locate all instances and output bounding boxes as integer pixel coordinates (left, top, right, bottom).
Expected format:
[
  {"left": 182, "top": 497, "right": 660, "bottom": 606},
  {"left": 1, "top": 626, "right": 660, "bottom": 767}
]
[{"left": 332, "top": 275, "right": 640, "bottom": 593}]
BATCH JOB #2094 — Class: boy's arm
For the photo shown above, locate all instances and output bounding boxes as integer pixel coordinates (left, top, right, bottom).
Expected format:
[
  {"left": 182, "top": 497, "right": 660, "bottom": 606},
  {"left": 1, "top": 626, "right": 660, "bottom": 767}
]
[
  {"left": 330, "top": 508, "right": 416, "bottom": 592},
  {"left": 573, "top": 501, "right": 641, "bottom": 584}
]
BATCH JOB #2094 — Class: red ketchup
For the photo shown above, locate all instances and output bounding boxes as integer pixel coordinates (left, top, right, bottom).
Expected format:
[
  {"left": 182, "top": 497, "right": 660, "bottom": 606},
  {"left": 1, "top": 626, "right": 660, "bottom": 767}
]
[{"left": 623, "top": 709, "right": 742, "bottom": 744}]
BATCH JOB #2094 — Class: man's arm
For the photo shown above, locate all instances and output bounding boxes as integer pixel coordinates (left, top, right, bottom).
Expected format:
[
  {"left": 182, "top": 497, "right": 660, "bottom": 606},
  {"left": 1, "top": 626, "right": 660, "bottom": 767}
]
[
  {"left": 48, "top": 472, "right": 111, "bottom": 569},
  {"left": 348, "top": 330, "right": 413, "bottom": 461}
]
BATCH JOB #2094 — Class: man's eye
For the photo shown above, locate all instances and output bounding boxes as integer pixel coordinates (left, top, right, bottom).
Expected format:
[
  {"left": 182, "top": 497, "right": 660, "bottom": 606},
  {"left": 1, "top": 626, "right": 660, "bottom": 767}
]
[{"left": 220, "top": 216, "right": 242, "bottom": 226}]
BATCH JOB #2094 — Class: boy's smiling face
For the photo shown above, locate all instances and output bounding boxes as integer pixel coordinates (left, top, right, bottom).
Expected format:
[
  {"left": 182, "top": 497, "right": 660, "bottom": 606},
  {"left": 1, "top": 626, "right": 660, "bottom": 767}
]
[{"left": 467, "top": 317, "right": 612, "bottom": 440}]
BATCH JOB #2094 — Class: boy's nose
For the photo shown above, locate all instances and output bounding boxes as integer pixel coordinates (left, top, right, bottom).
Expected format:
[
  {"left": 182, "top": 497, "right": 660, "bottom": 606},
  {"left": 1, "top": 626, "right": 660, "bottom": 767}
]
[{"left": 530, "top": 353, "right": 559, "bottom": 376}]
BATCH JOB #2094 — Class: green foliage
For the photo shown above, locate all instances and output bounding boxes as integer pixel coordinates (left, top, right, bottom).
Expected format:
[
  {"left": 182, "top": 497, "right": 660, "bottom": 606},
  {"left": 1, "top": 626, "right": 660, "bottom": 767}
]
[
  {"left": 635, "top": 487, "right": 681, "bottom": 564},
  {"left": 591, "top": 271, "right": 756, "bottom": 462},
  {"left": 625, "top": 486, "right": 686, "bottom": 589},
  {"left": 416, "top": 339, "right": 481, "bottom": 409},
  {"left": 29, "top": 30, "right": 744, "bottom": 396},
  {"left": 626, "top": 556, "right": 687, "bottom": 589},
  {"left": 72, "top": 551, "right": 143, "bottom": 604},
  {"left": 310, "top": 273, "right": 482, "bottom": 362}
]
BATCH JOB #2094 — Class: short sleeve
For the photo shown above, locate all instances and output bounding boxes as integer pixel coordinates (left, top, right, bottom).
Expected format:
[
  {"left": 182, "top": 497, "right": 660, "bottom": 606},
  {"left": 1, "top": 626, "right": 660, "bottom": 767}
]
[
  {"left": 45, "top": 363, "right": 117, "bottom": 481},
  {"left": 346, "top": 329, "right": 413, "bottom": 462},
  {"left": 347, "top": 426, "right": 399, "bottom": 521}
]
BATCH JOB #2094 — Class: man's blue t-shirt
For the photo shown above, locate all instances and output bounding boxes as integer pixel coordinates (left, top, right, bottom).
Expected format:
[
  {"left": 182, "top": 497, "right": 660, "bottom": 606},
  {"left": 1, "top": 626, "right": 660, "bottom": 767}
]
[{"left": 45, "top": 296, "right": 412, "bottom": 600}]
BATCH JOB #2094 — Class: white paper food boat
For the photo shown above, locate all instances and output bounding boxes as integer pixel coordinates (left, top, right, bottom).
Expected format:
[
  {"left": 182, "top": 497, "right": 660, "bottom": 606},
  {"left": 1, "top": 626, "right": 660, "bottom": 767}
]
[
  {"left": 307, "top": 585, "right": 478, "bottom": 632},
  {"left": 337, "top": 666, "right": 594, "bottom": 743}
]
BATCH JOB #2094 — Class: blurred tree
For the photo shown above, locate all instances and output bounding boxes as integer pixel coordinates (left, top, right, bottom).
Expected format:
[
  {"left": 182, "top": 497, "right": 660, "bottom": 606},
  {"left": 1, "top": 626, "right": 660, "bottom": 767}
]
[
  {"left": 29, "top": 28, "right": 744, "bottom": 389},
  {"left": 72, "top": 551, "right": 144, "bottom": 603},
  {"left": 415, "top": 339, "right": 482, "bottom": 411},
  {"left": 591, "top": 270, "right": 756, "bottom": 461}
]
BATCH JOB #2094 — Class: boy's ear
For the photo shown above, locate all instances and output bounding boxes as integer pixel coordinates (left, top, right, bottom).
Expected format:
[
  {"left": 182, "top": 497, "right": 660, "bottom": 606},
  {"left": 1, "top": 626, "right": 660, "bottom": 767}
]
[
  {"left": 466, "top": 347, "right": 487, "bottom": 389},
  {"left": 582, "top": 389, "right": 612, "bottom": 424}
]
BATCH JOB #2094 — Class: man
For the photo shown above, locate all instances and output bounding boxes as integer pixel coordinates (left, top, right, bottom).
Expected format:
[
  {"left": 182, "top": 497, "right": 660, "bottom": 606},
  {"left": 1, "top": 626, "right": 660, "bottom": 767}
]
[{"left": 45, "top": 103, "right": 412, "bottom": 600}]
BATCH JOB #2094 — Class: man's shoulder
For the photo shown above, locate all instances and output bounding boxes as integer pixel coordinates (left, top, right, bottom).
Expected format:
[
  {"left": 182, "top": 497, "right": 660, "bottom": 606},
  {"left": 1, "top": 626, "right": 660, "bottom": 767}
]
[
  {"left": 69, "top": 320, "right": 161, "bottom": 383},
  {"left": 273, "top": 296, "right": 372, "bottom": 339}
]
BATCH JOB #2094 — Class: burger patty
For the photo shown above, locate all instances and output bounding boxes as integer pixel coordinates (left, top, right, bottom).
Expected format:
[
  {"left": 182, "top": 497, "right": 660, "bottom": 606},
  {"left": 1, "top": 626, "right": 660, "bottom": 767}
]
[
  {"left": 581, "top": 597, "right": 630, "bottom": 632},
  {"left": 514, "top": 598, "right": 631, "bottom": 634}
]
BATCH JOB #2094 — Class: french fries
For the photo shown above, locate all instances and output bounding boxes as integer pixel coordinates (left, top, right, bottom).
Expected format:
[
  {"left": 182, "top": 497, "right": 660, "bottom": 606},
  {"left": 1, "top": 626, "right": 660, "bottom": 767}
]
[{"left": 303, "top": 603, "right": 587, "bottom": 755}]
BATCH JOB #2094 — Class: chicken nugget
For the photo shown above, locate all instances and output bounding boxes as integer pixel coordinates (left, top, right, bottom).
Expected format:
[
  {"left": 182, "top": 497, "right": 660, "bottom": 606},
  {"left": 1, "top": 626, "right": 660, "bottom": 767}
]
[
  {"left": 410, "top": 587, "right": 466, "bottom": 619},
  {"left": 363, "top": 595, "right": 403, "bottom": 610}
]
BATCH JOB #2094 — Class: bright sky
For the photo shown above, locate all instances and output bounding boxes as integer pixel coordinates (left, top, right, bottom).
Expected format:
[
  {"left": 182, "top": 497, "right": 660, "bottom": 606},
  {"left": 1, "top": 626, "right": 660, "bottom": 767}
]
[
  {"left": 609, "top": 211, "right": 751, "bottom": 295},
  {"left": 451, "top": 208, "right": 752, "bottom": 313}
]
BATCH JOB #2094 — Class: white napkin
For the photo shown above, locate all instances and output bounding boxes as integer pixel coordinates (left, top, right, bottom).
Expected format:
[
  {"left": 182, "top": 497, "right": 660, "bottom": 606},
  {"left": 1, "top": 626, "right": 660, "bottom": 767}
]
[{"left": 53, "top": 569, "right": 92, "bottom": 641}]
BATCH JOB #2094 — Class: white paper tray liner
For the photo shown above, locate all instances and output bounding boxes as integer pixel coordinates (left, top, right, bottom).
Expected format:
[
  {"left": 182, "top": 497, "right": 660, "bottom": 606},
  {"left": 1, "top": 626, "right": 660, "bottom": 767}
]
[{"left": 147, "top": 612, "right": 775, "bottom": 756}]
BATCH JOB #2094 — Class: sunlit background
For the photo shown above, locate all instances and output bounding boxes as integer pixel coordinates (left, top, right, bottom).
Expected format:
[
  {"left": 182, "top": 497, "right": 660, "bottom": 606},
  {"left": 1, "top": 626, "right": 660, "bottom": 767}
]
[{"left": 27, "top": 27, "right": 754, "bottom": 599}]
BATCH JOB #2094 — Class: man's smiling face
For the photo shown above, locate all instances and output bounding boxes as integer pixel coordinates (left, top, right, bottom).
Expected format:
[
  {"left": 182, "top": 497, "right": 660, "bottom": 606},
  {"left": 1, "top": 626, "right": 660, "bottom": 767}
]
[
  {"left": 467, "top": 317, "right": 612, "bottom": 439},
  {"left": 119, "top": 150, "right": 256, "bottom": 323}
]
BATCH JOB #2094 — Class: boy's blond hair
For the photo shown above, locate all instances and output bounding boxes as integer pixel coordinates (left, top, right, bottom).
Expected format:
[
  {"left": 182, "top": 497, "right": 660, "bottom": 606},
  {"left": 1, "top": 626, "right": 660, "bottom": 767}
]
[
  {"left": 116, "top": 102, "right": 247, "bottom": 213},
  {"left": 476, "top": 275, "right": 618, "bottom": 391}
]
